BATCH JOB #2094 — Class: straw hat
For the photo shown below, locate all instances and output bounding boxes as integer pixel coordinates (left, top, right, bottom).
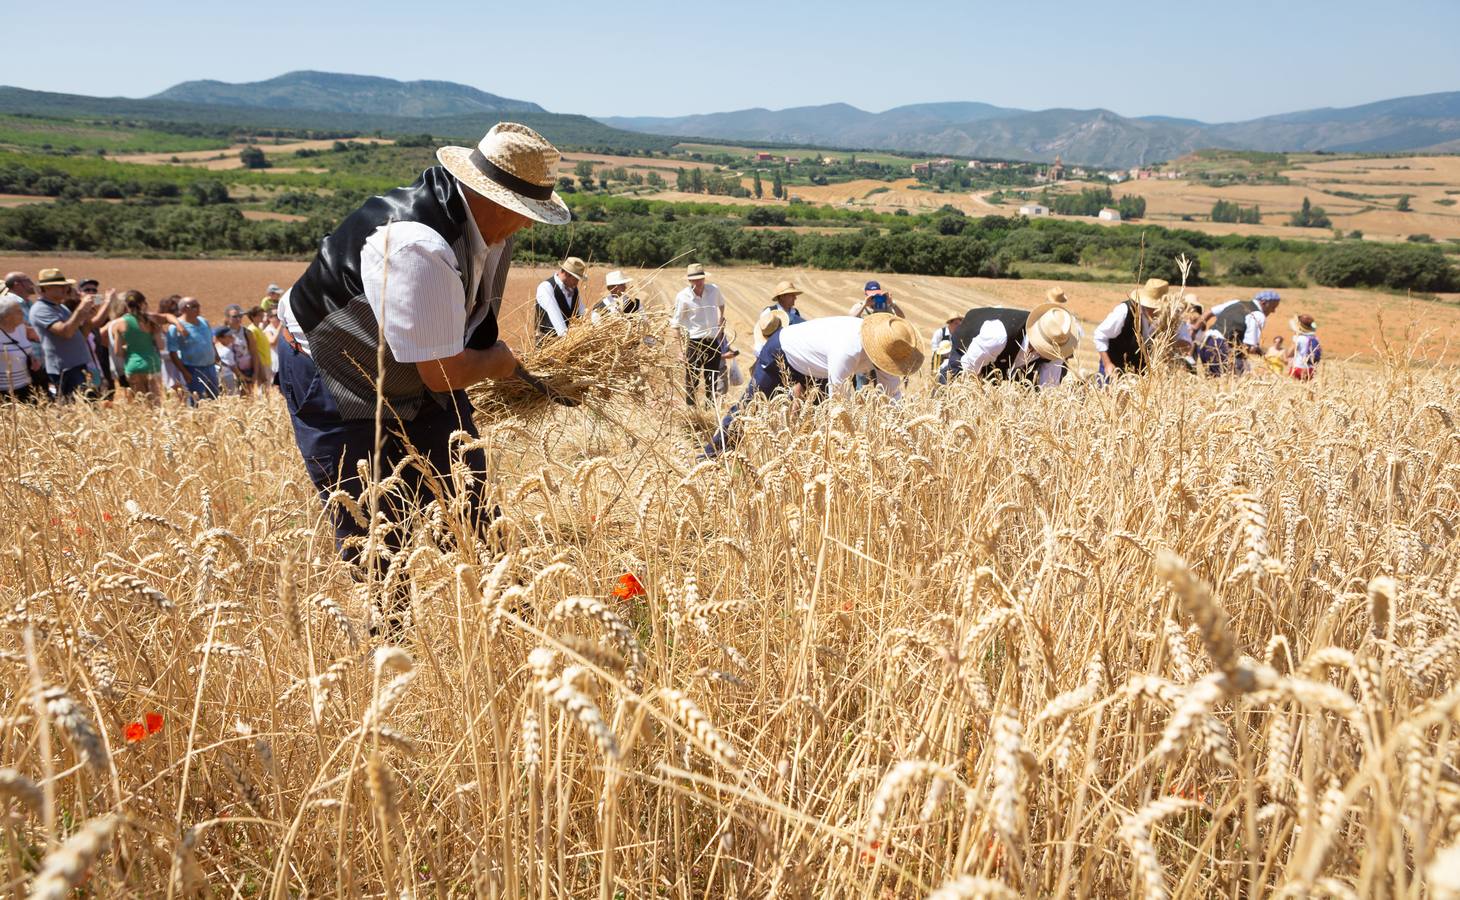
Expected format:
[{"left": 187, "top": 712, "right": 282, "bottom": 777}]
[
  {"left": 1290, "top": 314, "right": 1317, "bottom": 334},
  {"left": 1025, "top": 303, "right": 1081, "bottom": 361},
  {"left": 757, "top": 307, "right": 791, "bottom": 339},
  {"left": 860, "top": 313, "right": 924, "bottom": 377},
  {"left": 1129, "top": 278, "right": 1172, "bottom": 309},
  {"left": 771, "top": 279, "right": 802, "bottom": 300},
  {"left": 936, "top": 339, "right": 953, "bottom": 356},
  {"left": 436, "top": 122, "right": 570, "bottom": 225},
  {"left": 35, "top": 267, "right": 75, "bottom": 287},
  {"left": 686, "top": 263, "right": 708, "bottom": 281},
  {"left": 560, "top": 257, "right": 587, "bottom": 280},
  {"left": 1046, "top": 287, "right": 1069, "bottom": 304},
  {"left": 605, "top": 269, "right": 633, "bottom": 287}
]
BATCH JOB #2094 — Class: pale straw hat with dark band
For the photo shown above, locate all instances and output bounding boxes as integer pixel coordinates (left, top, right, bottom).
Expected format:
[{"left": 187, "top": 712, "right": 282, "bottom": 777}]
[
  {"left": 1129, "top": 278, "right": 1173, "bottom": 310},
  {"left": 757, "top": 307, "right": 791, "bottom": 338},
  {"left": 1024, "top": 303, "right": 1081, "bottom": 361},
  {"left": 860, "top": 313, "right": 924, "bottom": 377},
  {"left": 437, "top": 123, "right": 570, "bottom": 225}
]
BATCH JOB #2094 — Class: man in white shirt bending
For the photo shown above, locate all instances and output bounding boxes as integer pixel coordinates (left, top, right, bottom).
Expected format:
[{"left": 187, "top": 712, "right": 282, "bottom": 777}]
[
  {"left": 948, "top": 293, "right": 1080, "bottom": 387},
  {"left": 670, "top": 263, "right": 725, "bottom": 406},
  {"left": 703, "top": 312, "right": 923, "bottom": 456},
  {"left": 535, "top": 256, "right": 586, "bottom": 341}
]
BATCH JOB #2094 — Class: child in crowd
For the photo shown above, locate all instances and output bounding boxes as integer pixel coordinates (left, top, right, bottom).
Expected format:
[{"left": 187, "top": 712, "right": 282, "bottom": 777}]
[
  {"left": 213, "top": 327, "right": 244, "bottom": 395},
  {"left": 1290, "top": 315, "right": 1321, "bottom": 380}
]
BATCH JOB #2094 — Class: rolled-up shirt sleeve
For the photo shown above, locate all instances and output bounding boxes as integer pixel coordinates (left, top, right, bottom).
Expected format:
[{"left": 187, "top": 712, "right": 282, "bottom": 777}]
[
  {"left": 962, "top": 320, "right": 1009, "bottom": 374},
  {"left": 1092, "top": 303, "right": 1128, "bottom": 353},
  {"left": 361, "top": 222, "right": 467, "bottom": 364},
  {"left": 1244, "top": 312, "right": 1264, "bottom": 348}
]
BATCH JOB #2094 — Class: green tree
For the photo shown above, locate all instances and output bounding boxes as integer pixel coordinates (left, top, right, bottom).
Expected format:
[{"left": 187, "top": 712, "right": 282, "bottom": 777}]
[
  {"left": 690, "top": 168, "right": 705, "bottom": 193},
  {"left": 753, "top": 171, "right": 763, "bottom": 199},
  {"left": 1289, "top": 197, "right": 1332, "bottom": 229},
  {"left": 239, "top": 146, "right": 270, "bottom": 170},
  {"left": 1397, "top": 194, "right": 1412, "bottom": 212},
  {"left": 573, "top": 160, "right": 595, "bottom": 180},
  {"left": 772, "top": 171, "right": 784, "bottom": 200}
]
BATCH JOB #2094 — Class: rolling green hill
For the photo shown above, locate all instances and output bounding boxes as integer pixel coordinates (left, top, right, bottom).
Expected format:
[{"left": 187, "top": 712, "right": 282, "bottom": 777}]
[{"left": 152, "top": 71, "right": 543, "bottom": 118}]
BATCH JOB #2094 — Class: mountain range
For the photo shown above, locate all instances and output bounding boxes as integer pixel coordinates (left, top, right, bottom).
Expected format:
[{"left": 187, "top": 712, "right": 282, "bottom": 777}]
[
  {"left": 4, "top": 71, "right": 1458, "bottom": 167},
  {"left": 601, "top": 93, "right": 1460, "bottom": 167}
]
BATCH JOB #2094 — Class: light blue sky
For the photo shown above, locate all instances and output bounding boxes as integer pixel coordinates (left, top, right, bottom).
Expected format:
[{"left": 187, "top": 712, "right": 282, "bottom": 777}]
[{"left": 5, "top": 0, "right": 1457, "bottom": 122}]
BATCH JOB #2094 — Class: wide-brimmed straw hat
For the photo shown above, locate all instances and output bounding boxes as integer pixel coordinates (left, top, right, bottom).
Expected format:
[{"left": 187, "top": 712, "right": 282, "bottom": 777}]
[
  {"left": 35, "top": 267, "right": 75, "bottom": 287},
  {"left": 436, "top": 122, "right": 570, "bottom": 226},
  {"left": 936, "top": 338, "right": 953, "bottom": 355},
  {"left": 757, "top": 307, "right": 791, "bottom": 339},
  {"left": 560, "top": 257, "right": 587, "bottom": 280},
  {"left": 604, "top": 269, "right": 633, "bottom": 287},
  {"left": 1290, "top": 314, "right": 1317, "bottom": 334},
  {"left": 860, "top": 313, "right": 924, "bottom": 377},
  {"left": 1129, "top": 278, "right": 1172, "bottom": 310},
  {"left": 686, "top": 263, "right": 708, "bottom": 281},
  {"left": 1046, "top": 286, "right": 1069, "bottom": 304},
  {"left": 771, "top": 279, "right": 802, "bottom": 300},
  {"left": 1025, "top": 303, "right": 1081, "bottom": 361}
]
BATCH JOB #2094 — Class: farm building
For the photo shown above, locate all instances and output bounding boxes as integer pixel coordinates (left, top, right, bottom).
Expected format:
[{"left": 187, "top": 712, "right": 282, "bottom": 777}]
[
  {"left": 755, "top": 152, "right": 774, "bottom": 161},
  {"left": 911, "top": 162, "right": 931, "bottom": 175},
  {"left": 1018, "top": 203, "right": 1049, "bottom": 217},
  {"left": 1098, "top": 208, "right": 1122, "bottom": 221}
]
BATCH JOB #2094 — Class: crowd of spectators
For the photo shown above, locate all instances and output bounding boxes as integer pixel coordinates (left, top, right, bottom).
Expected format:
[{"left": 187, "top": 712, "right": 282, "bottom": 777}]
[{"left": 0, "top": 270, "right": 286, "bottom": 404}]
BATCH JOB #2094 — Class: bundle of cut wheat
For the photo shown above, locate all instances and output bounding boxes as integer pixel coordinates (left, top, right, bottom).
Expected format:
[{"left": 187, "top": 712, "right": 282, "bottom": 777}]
[{"left": 468, "top": 313, "right": 679, "bottom": 421}]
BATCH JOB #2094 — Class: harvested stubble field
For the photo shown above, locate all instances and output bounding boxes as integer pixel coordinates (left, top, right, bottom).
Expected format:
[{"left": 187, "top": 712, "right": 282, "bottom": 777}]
[{"left": 4, "top": 335, "right": 1460, "bottom": 898}]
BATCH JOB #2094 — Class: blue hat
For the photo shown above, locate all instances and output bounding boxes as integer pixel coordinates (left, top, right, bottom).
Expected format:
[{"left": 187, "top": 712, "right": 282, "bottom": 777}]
[
  {"left": 864, "top": 280, "right": 882, "bottom": 292},
  {"left": 1254, "top": 290, "right": 1281, "bottom": 303},
  {"left": 212, "top": 326, "right": 231, "bottom": 338}
]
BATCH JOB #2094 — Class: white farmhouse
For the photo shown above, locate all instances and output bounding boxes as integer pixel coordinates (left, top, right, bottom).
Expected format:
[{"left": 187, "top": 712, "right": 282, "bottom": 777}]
[
  {"left": 1098, "top": 208, "right": 1122, "bottom": 222},
  {"left": 1018, "top": 203, "right": 1049, "bottom": 217}
]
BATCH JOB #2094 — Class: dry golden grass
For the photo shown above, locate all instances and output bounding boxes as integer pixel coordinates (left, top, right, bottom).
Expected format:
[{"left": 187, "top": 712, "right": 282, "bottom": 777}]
[{"left": 3, "top": 328, "right": 1460, "bottom": 897}]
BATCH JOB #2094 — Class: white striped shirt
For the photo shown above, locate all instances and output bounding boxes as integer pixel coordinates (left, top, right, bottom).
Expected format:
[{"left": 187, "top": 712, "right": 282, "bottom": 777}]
[{"left": 0, "top": 324, "right": 32, "bottom": 391}]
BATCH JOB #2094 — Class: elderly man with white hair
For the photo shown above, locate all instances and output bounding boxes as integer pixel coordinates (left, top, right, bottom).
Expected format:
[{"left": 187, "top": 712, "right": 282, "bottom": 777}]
[{"left": 0, "top": 296, "right": 41, "bottom": 401}]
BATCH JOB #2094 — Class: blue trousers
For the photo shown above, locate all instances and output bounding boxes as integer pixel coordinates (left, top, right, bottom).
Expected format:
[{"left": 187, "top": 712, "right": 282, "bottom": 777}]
[
  {"left": 277, "top": 336, "right": 489, "bottom": 578},
  {"left": 183, "top": 364, "right": 219, "bottom": 402},
  {"left": 703, "top": 330, "right": 824, "bottom": 456}
]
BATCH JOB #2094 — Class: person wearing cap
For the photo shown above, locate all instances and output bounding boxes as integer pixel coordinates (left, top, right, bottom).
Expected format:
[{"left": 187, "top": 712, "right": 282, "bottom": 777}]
[
  {"left": 591, "top": 270, "right": 641, "bottom": 323},
  {"left": 213, "top": 326, "right": 245, "bottom": 395},
  {"left": 275, "top": 122, "right": 574, "bottom": 631},
  {"left": 27, "top": 268, "right": 108, "bottom": 399},
  {"left": 948, "top": 291, "right": 1080, "bottom": 386},
  {"left": 261, "top": 283, "right": 283, "bottom": 310},
  {"left": 536, "top": 257, "right": 586, "bottom": 341},
  {"left": 1093, "top": 278, "right": 1171, "bottom": 379},
  {"left": 1289, "top": 315, "right": 1321, "bottom": 380},
  {"left": 754, "top": 280, "right": 806, "bottom": 353},
  {"left": 166, "top": 297, "right": 220, "bottom": 401},
  {"left": 849, "top": 280, "right": 906, "bottom": 319},
  {"left": 1209, "top": 290, "right": 1280, "bottom": 373},
  {"left": 704, "top": 313, "right": 924, "bottom": 456},
  {"left": 671, "top": 263, "right": 726, "bottom": 406}
]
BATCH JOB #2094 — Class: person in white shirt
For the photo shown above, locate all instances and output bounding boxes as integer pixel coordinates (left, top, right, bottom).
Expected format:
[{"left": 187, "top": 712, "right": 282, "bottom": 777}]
[
  {"left": 948, "top": 294, "right": 1080, "bottom": 387},
  {"left": 1288, "top": 314, "right": 1321, "bottom": 380},
  {"left": 930, "top": 314, "right": 962, "bottom": 382},
  {"left": 1208, "top": 290, "right": 1280, "bottom": 374},
  {"left": 0, "top": 297, "right": 39, "bottom": 401},
  {"left": 535, "top": 256, "right": 586, "bottom": 341},
  {"left": 590, "top": 270, "right": 641, "bottom": 323},
  {"left": 1093, "top": 278, "right": 1170, "bottom": 379},
  {"left": 704, "top": 313, "right": 923, "bottom": 456},
  {"left": 275, "top": 123, "right": 575, "bottom": 636},
  {"left": 670, "top": 263, "right": 726, "bottom": 406}
]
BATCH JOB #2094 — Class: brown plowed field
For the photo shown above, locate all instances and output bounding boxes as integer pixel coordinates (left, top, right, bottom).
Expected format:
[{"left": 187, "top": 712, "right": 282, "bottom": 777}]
[{"left": 4, "top": 255, "right": 1452, "bottom": 369}]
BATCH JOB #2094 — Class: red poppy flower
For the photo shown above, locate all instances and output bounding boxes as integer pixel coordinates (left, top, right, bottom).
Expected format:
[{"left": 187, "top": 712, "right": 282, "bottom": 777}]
[
  {"left": 74, "top": 526, "right": 86, "bottom": 537},
  {"left": 124, "top": 722, "right": 146, "bottom": 743},
  {"left": 102, "top": 513, "right": 113, "bottom": 523},
  {"left": 611, "top": 573, "right": 645, "bottom": 600},
  {"left": 145, "top": 712, "right": 164, "bottom": 734},
  {"left": 49, "top": 517, "right": 60, "bottom": 527}
]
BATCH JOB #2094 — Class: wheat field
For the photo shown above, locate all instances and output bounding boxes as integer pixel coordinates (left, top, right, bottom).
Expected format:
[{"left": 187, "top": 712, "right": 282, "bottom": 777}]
[{"left": 4, "top": 316, "right": 1460, "bottom": 898}]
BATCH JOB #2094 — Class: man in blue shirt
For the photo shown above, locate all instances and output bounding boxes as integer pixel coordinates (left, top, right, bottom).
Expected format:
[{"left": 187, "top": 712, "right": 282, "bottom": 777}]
[
  {"left": 165, "top": 297, "right": 219, "bottom": 400},
  {"left": 27, "top": 268, "right": 102, "bottom": 399}
]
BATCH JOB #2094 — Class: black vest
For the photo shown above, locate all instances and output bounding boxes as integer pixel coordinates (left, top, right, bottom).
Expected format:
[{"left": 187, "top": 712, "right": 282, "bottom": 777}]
[
  {"left": 1105, "top": 300, "right": 1146, "bottom": 372},
  {"left": 1214, "top": 300, "right": 1259, "bottom": 345},
  {"left": 950, "top": 307, "right": 1031, "bottom": 380},
  {"left": 288, "top": 166, "right": 511, "bottom": 420},
  {"left": 535, "top": 277, "right": 578, "bottom": 339}
]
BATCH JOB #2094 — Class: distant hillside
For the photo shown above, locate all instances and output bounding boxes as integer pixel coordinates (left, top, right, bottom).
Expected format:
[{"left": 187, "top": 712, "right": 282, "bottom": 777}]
[
  {"left": 153, "top": 71, "right": 543, "bottom": 118},
  {"left": 0, "top": 86, "right": 673, "bottom": 153},
  {"left": 603, "top": 91, "right": 1460, "bottom": 167}
]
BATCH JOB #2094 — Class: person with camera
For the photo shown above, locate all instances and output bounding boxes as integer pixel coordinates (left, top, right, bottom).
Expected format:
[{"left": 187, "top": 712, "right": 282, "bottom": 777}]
[
  {"left": 28, "top": 268, "right": 108, "bottom": 400},
  {"left": 848, "top": 280, "right": 906, "bottom": 319}
]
